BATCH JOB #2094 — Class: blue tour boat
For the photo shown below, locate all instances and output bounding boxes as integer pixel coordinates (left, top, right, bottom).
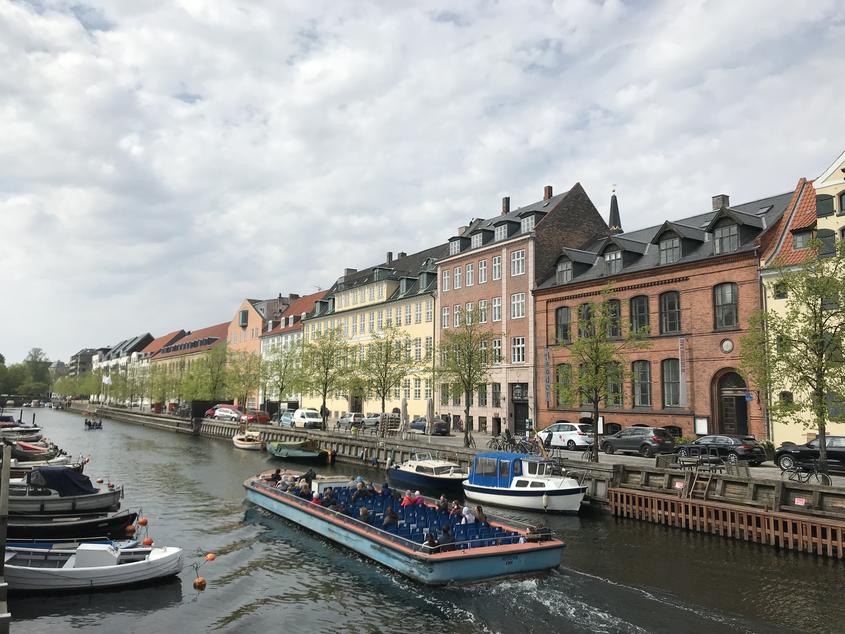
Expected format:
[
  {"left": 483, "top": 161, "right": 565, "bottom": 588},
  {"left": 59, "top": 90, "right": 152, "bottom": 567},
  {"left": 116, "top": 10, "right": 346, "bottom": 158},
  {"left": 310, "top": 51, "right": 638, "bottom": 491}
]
[{"left": 244, "top": 470, "right": 565, "bottom": 585}]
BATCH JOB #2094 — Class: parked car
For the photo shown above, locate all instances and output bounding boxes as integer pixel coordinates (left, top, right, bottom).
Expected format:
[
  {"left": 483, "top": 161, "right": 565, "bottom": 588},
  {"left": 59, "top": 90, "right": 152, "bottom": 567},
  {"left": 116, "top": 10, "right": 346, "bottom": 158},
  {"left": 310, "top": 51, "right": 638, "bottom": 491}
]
[
  {"left": 337, "top": 412, "right": 365, "bottom": 430},
  {"left": 292, "top": 408, "right": 323, "bottom": 429},
  {"left": 277, "top": 409, "right": 295, "bottom": 427},
  {"left": 678, "top": 435, "right": 766, "bottom": 465},
  {"left": 601, "top": 427, "right": 676, "bottom": 457},
  {"left": 408, "top": 417, "right": 450, "bottom": 435},
  {"left": 774, "top": 436, "right": 845, "bottom": 471},
  {"left": 241, "top": 409, "right": 271, "bottom": 425},
  {"left": 213, "top": 406, "right": 243, "bottom": 422},
  {"left": 362, "top": 413, "right": 382, "bottom": 429},
  {"left": 536, "top": 421, "right": 594, "bottom": 450},
  {"left": 204, "top": 404, "right": 231, "bottom": 418}
]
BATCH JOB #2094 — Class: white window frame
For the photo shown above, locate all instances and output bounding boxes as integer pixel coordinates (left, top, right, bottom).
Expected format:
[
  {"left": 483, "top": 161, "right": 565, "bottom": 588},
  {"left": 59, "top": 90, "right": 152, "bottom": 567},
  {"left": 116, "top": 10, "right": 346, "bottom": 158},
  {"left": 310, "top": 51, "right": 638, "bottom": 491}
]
[
  {"left": 521, "top": 215, "right": 535, "bottom": 233},
  {"left": 479, "top": 299, "right": 488, "bottom": 323},
  {"left": 449, "top": 241, "right": 460, "bottom": 255},
  {"left": 442, "top": 270, "right": 450, "bottom": 292},
  {"left": 442, "top": 306, "right": 449, "bottom": 329},
  {"left": 425, "top": 300, "right": 433, "bottom": 322},
  {"left": 454, "top": 267, "right": 462, "bottom": 289},
  {"left": 511, "top": 292, "right": 525, "bottom": 319},
  {"left": 471, "top": 233, "right": 483, "bottom": 249},
  {"left": 492, "top": 297, "right": 502, "bottom": 322},
  {"left": 478, "top": 260, "right": 487, "bottom": 283},
  {"left": 466, "top": 263, "right": 474, "bottom": 286},
  {"left": 512, "top": 337, "right": 525, "bottom": 363},
  {"left": 492, "top": 256, "right": 501, "bottom": 280},
  {"left": 495, "top": 225, "right": 507, "bottom": 241},
  {"left": 511, "top": 250, "right": 525, "bottom": 276}
]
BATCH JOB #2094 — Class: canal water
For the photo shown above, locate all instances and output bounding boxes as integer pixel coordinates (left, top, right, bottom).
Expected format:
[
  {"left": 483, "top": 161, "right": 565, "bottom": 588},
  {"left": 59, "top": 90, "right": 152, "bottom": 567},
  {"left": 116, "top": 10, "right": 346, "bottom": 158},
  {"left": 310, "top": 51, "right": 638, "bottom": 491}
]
[{"left": 8, "top": 409, "right": 841, "bottom": 633}]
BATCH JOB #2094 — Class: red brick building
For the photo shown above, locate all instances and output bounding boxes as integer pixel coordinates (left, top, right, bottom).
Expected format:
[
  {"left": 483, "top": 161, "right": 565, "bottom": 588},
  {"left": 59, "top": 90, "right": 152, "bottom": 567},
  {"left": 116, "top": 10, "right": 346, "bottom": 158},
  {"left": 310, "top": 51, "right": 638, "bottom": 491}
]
[
  {"left": 435, "top": 183, "right": 609, "bottom": 435},
  {"left": 534, "top": 186, "right": 803, "bottom": 439}
]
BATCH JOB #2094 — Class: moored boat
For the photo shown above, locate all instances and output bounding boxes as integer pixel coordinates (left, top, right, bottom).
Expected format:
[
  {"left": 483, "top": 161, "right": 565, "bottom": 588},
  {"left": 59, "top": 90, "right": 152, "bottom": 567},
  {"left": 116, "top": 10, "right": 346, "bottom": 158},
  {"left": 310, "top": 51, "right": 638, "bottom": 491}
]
[
  {"left": 233, "top": 430, "right": 263, "bottom": 451},
  {"left": 7, "top": 510, "right": 138, "bottom": 539},
  {"left": 11, "top": 467, "right": 123, "bottom": 515},
  {"left": 266, "top": 439, "right": 331, "bottom": 463},
  {"left": 244, "top": 470, "right": 565, "bottom": 585},
  {"left": 388, "top": 452, "right": 467, "bottom": 494},
  {"left": 7, "top": 456, "right": 83, "bottom": 479},
  {"left": 462, "top": 452, "right": 586, "bottom": 514}
]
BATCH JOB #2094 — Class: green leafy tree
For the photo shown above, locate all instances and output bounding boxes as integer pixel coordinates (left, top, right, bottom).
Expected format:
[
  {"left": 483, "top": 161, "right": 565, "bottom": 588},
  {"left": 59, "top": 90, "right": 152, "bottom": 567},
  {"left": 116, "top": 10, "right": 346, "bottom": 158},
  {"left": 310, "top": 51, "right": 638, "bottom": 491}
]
[
  {"left": 356, "top": 326, "right": 415, "bottom": 430},
  {"left": 742, "top": 239, "right": 845, "bottom": 472},
  {"left": 436, "top": 307, "right": 497, "bottom": 448},
  {"left": 265, "top": 340, "right": 304, "bottom": 407},
  {"left": 301, "top": 327, "right": 353, "bottom": 429},
  {"left": 226, "top": 351, "right": 262, "bottom": 408},
  {"left": 5, "top": 364, "right": 30, "bottom": 395},
  {"left": 556, "top": 289, "right": 649, "bottom": 461},
  {"left": 24, "top": 348, "right": 51, "bottom": 385}
]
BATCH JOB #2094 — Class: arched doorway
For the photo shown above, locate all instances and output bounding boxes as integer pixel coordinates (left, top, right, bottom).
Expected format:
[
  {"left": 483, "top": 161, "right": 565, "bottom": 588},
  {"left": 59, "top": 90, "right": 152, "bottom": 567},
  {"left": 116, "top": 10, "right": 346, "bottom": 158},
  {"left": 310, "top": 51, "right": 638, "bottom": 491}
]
[{"left": 713, "top": 371, "right": 748, "bottom": 435}]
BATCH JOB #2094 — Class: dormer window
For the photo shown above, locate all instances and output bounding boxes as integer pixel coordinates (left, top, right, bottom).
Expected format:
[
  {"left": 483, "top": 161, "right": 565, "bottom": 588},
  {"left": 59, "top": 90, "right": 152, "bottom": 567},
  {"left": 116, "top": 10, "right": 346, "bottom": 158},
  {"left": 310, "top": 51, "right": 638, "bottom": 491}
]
[
  {"left": 521, "top": 215, "right": 535, "bottom": 233},
  {"left": 494, "top": 225, "right": 508, "bottom": 241},
  {"left": 556, "top": 260, "right": 572, "bottom": 284},
  {"left": 449, "top": 241, "right": 460, "bottom": 255},
  {"left": 793, "top": 231, "right": 811, "bottom": 250},
  {"left": 604, "top": 249, "right": 622, "bottom": 275},
  {"left": 714, "top": 223, "right": 739, "bottom": 254},
  {"left": 471, "top": 233, "right": 483, "bottom": 249},
  {"left": 659, "top": 236, "right": 681, "bottom": 264}
]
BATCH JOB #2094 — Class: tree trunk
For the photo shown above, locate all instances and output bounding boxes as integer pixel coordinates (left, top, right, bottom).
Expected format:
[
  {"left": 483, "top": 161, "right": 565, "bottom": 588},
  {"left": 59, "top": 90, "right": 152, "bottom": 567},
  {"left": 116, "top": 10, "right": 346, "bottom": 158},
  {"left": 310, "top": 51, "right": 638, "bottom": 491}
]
[
  {"left": 464, "top": 390, "right": 471, "bottom": 448},
  {"left": 591, "top": 399, "right": 600, "bottom": 462},
  {"left": 815, "top": 379, "right": 827, "bottom": 472}
]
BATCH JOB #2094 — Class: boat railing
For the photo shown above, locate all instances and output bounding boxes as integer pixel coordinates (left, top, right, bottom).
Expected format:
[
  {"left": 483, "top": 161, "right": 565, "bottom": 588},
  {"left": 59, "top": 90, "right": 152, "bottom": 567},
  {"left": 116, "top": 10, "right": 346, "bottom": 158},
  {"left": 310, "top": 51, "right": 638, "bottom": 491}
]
[{"left": 413, "top": 491, "right": 554, "bottom": 534}]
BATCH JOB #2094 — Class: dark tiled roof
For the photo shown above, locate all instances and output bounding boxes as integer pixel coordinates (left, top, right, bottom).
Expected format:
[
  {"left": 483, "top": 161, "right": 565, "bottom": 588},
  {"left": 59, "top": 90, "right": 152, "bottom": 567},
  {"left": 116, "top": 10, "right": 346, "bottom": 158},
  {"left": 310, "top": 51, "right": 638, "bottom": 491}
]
[
  {"left": 761, "top": 180, "right": 817, "bottom": 267},
  {"left": 260, "top": 290, "right": 329, "bottom": 338},
  {"left": 153, "top": 322, "right": 229, "bottom": 359},
  {"left": 141, "top": 330, "right": 186, "bottom": 355},
  {"left": 104, "top": 333, "right": 153, "bottom": 360},
  {"left": 331, "top": 243, "right": 448, "bottom": 292}
]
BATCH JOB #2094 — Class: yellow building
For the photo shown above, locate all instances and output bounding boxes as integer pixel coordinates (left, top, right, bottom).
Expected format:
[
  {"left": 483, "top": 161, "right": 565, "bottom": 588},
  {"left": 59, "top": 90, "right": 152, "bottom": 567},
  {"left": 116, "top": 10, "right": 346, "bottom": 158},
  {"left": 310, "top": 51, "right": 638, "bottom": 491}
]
[
  {"left": 760, "top": 150, "right": 845, "bottom": 444},
  {"left": 301, "top": 247, "right": 445, "bottom": 421}
]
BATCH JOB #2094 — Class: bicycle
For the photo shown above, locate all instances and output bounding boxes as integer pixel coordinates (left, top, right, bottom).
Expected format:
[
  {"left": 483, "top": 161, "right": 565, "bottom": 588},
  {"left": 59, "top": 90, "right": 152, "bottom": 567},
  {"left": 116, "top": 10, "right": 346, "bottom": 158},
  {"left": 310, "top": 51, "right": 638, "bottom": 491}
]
[
  {"left": 580, "top": 448, "right": 597, "bottom": 462},
  {"left": 780, "top": 460, "right": 833, "bottom": 486},
  {"left": 464, "top": 433, "right": 476, "bottom": 449}
]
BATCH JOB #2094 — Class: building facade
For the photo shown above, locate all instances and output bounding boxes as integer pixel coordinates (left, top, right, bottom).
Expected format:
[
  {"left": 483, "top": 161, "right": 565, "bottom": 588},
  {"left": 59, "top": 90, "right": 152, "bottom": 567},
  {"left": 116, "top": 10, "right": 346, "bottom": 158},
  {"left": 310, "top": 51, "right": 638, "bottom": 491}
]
[
  {"left": 534, "top": 188, "right": 799, "bottom": 439},
  {"left": 435, "top": 184, "right": 610, "bottom": 435}
]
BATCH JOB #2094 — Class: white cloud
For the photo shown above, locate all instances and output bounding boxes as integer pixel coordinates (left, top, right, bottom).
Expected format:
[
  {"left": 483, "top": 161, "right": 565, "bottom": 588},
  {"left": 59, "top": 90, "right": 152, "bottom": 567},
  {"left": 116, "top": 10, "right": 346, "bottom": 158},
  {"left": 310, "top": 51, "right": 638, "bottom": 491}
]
[{"left": 0, "top": 0, "right": 843, "bottom": 362}]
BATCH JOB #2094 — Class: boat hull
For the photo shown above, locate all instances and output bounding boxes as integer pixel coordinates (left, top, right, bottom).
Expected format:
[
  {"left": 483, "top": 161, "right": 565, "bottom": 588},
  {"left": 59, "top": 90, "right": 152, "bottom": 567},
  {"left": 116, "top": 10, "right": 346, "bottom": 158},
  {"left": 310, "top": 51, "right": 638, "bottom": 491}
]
[
  {"left": 244, "top": 479, "right": 563, "bottom": 585},
  {"left": 266, "top": 441, "right": 329, "bottom": 463},
  {"left": 463, "top": 483, "right": 586, "bottom": 513},
  {"left": 9, "top": 487, "right": 123, "bottom": 515},
  {"left": 232, "top": 438, "right": 263, "bottom": 450},
  {"left": 388, "top": 467, "right": 465, "bottom": 494},
  {"left": 7, "top": 510, "right": 137, "bottom": 539}
]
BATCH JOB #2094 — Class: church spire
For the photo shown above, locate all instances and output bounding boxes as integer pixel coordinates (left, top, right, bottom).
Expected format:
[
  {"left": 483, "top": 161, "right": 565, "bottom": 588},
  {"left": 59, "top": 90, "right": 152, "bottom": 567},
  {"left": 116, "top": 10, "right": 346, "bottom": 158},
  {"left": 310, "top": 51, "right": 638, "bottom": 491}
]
[{"left": 608, "top": 185, "right": 622, "bottom": 235}]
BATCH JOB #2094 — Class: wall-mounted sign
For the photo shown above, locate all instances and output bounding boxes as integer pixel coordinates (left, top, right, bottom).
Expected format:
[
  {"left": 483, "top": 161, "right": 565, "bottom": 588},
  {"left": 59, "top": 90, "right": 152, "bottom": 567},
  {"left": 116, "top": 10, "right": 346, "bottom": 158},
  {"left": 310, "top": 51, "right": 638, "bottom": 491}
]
[{"left": 694, "top": 416, "right": 709, "bottom": 435}]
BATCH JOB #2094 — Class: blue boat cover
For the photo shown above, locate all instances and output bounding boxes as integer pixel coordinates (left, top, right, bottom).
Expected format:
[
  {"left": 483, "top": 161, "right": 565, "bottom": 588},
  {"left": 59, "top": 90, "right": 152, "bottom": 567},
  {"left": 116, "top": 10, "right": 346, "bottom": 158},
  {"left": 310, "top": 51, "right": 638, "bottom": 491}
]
[{"left": 26, "top": 467, "right": 98, "bottom": 497}]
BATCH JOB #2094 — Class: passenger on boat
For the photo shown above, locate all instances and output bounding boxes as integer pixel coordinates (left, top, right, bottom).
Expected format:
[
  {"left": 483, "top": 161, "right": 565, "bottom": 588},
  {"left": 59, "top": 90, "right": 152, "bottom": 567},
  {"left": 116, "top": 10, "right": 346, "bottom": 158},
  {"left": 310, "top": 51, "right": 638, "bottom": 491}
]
[
  {"left": 382, "top": 506, "right": 398, "bottom": 528},
  {"left": 379, "top": 482, "right": 392, "bottom": 498},
  {"left": 359, "top": 506, "right": 371, "bottom": 523},
  {"left": 270, "top": 469, "right": 282, "bottom": 483},
  {"left": 412, "top": 491, "right": 425, "bottom": 505},
  {"left": 351, "top": 482, "right": 370, "bottom": 503},
  {"left": 422, "top": 532, "right": 439, "bottom": 553},
  {"left": 474, "top": 505, "right": 488, "bottom": 524},
  {"left": 438, "top": 524, "right": 455, "bottom": 552},
  {"left": 311, "top": 493, "right": 322, "bottom": 505},
  {"left": 461, "top": 506, "right": 476, "bottom": 525},
  {"left": 304, "top": 468, "right": 316, "bottom": 486},
  {"left": 322, "top": 488, "right": 335, "bottom": 506},
  {"left": 400, "top": 490, "right": 415, "bottom": 507},
  {"left": 449, "top": 501, "right": 463, "bottom": 518},
  {"left": 436, "top": 495, "right": 449, "bottom": 513}
]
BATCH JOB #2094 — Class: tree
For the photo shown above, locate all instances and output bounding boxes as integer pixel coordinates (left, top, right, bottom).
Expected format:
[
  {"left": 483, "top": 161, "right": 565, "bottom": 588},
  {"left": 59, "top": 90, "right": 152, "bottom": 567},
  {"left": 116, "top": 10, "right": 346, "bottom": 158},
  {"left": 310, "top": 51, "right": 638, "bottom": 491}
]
[
  {"left": 436, "top": 307, "right": 497, "bottom": 448},
  {"left": 356, "top": 326, "right": 415, "bottom": 432},
  {"left": 24, "top": 348, "right": 51, "bottom": 385},
  {"left": 556, "top": 289, "right": 649, "bottom": 461},
  {"left": 226, "top": 351, "right": 262, "bottom": 408},
  {"left": 301, "top": 328, "right": 352, "bottom": 430},
  {"left": 742, "top": 239, "right": 845, "bottom": 472},
  {"left": 265, "top": 340, "right": 304, "bottom": 407}
]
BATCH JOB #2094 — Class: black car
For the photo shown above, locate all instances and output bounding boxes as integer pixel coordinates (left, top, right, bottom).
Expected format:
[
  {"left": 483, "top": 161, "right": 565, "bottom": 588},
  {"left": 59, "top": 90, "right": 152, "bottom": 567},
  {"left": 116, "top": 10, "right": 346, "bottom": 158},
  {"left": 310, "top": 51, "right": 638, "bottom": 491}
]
[
  {"left": 601, "top": 427, "right": 676, "bottom": 458},
  {"left": 774, "top": 436, "right": 845, "bottom": 471},
  {"left": 678, "top": 435, "right": 766, "bottom": 465}
]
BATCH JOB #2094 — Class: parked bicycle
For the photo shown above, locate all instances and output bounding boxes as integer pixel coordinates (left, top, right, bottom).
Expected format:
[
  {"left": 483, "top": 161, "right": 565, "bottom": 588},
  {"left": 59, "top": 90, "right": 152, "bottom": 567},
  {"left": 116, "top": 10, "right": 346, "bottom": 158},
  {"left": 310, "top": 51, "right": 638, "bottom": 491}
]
[{"left": 780, "top": 460, "right": 833, "bottom": 486}]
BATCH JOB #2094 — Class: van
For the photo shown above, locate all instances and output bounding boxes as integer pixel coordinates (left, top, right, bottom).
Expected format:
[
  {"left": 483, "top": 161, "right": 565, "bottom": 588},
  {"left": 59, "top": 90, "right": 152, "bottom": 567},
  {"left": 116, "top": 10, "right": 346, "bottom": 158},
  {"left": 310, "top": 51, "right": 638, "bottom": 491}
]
[{"left": 292, "top": 408, "right": 323, "bottom": 429}]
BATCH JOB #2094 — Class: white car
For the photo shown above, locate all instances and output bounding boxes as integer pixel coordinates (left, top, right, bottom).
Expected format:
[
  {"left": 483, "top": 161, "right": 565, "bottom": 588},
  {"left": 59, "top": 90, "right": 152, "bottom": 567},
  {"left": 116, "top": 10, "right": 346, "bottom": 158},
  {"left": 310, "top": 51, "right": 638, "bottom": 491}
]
[
  {"left": 537, "top": 421, "right": 594, "bottom": 450},
  {"left": 213, "top": 406, "right": 243, "bottom": 422},
  {"left": 292, "top": 408, "right": 323, "bottom": 429}
]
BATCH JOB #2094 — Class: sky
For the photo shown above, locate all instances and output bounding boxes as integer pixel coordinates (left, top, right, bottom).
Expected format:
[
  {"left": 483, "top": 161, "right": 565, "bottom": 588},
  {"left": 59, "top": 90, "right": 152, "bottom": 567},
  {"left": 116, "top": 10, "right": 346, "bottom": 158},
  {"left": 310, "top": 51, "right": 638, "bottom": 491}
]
[{"left": 1, "top": 0, "right": 843, "bottom": 364}]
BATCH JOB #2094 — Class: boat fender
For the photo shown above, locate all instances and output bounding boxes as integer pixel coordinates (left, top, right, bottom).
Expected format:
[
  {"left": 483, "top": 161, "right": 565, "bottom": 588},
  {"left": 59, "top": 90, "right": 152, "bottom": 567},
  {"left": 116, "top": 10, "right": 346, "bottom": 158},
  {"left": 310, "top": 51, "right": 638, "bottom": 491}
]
[{"left": 542, "top": 493, "right": 549, "bottom": 511}]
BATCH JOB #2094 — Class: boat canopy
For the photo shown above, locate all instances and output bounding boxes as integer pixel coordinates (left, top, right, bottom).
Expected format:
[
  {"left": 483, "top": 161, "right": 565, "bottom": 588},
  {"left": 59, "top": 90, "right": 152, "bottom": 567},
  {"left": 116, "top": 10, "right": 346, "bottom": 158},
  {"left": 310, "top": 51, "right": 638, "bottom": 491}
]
[
  {"left": 26, "top": 467, "right": 97, "bottom": 497},
  {"left": 467, "top": 452, "right": 524, "bottom": 487}
]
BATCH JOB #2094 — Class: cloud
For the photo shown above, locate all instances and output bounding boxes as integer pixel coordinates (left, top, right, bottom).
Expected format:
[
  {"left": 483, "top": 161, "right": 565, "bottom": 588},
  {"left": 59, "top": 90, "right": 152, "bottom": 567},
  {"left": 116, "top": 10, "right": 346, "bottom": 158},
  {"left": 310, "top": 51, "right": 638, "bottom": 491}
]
[{"left": 0, "top": 0, "right": 843, "bottom": 362}]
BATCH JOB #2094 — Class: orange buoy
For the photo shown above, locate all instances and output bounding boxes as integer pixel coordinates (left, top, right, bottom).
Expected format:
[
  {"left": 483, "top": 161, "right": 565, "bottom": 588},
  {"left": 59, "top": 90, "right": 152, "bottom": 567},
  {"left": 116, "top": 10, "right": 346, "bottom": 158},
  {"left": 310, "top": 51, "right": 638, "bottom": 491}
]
[
  {"left": 125, "top": 524, "right": 136, "bottom": 535},
  {"left": 193, "top": 576, "right": 207, "bottom": 591},
  {"left": 142, "top": 536, "right": 154, "bottom": 546},
  {"left": 205, "top": 553, "right": 216, "bottom": 562},
  {"left": 138, "top": 517, "right": 148, "bottom": 527}
]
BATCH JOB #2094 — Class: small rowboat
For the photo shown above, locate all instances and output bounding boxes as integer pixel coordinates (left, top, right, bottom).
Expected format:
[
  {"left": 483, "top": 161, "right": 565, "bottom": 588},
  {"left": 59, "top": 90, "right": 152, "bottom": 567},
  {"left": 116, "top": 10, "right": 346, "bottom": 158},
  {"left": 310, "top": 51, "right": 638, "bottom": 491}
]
[
  {"left": 4, "top": 542, "right": 183, "bottom": 592},
  {"left": 7, "top": 510, "right": 138, "bottom": 539},
  {"left": 266, "top": 440, "right": 331, "bottom": 463},
  {"left": 233, "top": 430, "right": 263, "bottom": 451},
  {"left": 8, "top": 457, "right": 83, "bottom": 479}
]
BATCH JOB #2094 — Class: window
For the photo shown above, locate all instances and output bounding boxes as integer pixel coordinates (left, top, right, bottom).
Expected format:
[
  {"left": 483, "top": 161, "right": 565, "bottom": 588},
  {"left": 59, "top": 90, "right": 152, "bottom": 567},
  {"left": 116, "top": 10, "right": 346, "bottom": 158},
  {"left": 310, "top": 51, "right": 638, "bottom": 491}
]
[
  {"left": 659, "top": 236, "right": 681, "bottom": 264},
  {"left": 425, "top": 380, "right": 432, "bottom": 399},
  {"left": 555, "top": 306, "right": 571, "bottom": 343},
  {"left": 511, "top": 292, "right": 526, "bottom": 319},
  {"left": 441, "top": 306, "right": 449, "bottom": 329},
  {"left": 606, "top": 362, "right": 623, "bottom": 407},
  {"left": 495, "top": 225, "right": 507, "bottom": 241},
  {"left": 415, "top": 302, "right": 422, "bottom": 324},
  {"left": 840, "top": 192, "right": 845, "bottom": 215},
  {"left": 773, "top": 282, "right": 787, "bottom": 300},
  {"left": 554, "top": 364, "right": 571, "bottom": 407},
  {"left": 405, "top": 303, "right": 411, "bottom": 323},
  {"left": 471, "top": 233, "right": 483, "bottom": 249},
  {"left": 521, "top": 215, "right": 535, "bottom": 233},
  {"left": 662, "top": 358, "right": 680, "bottom": 407},
  {"left": 442, "top": 270, "right": 450, "bottom": 292},
  {"left": 604, "top": 249, "right": 622, "bottom": 274},
  {"left": 556, "top": 260, "right": 572, "bottom": 284},
  {"left": 630, "top": 296, "right": 649, "bottom": 333},
  {"left": 606, "top": 299, "right": 621, "bottom": 338},
  {"left": 512, "top": 337, "right": 525, "bottom": 363},
  {"left": 714, "top": 283, "right": 738, "bottom": 329},
  {"left": 659, "top": 292, "right": 681, "bottom": 334},
  {"left": 440, "top": 384, "right": 449, "bottom": 406},
  {"left": 779, "top": 391, "right": 794, "bottom": 405},
  {"left": 377, "top": 310, "right": 383, "bottom": 330},
  {"left": 816, "top": 194, "right": 835, "bottom": 217},
  {"left": 477, "top": 384, "right": 487, "bottom": 407},
  {"left": 714, "top": 223, "right": 739, "bottom": 254},
  {"left": 466, "top": 263, "right": 474, "bottom": 286},
  {"left": 404, "top": 379, "right": 411, "bottom": 399},
  {"left": 425, "top": 336, "right": 433, "bottom": 358},
  {"left": 480, "top": 340, "right": 488, "bottom": 364},
  {"left": 359, "top": 314, "right": 365, "bottom": 333},
  {"left": 818, "top": 229, "right": 836, "bottom": 257},
  {"left": 511, "top": 250, "right": 525, "bottom": 276},
  {"left": 414, "top": 338, "right": 422, "bottom": 361},
  {"left": 414, "top": 378, "right": 421, "bottom": 399},
  {"left": 578, "top": 303, "right": 593, "bottom": 338},
  {"left": 492, "top": 256, "right": 501, "bottom": 280},
  {"left": 479, "top": 260, "right": 488, "bottom": 283},
  {"left": 369, "top": 312, "right": 375, "bottom": 333},
  {"left": 492, "top": 297, "right": 502, "bottom": 322},
  {"left": 395, "top": 306, "right": 402, "bottom": 326},
  {"left": 632, "top": 361, "right": 651, "bottom": 406},
  {"left": 793, "top": 231, "right": 811, "bottom": 250},
  {"left": 454, "top": 267, "right": 462, "bottom": 289},
  {"left": 426, "top": 300, "right": 433, "bottom": 322},
  {"left": 449, "top": 241, "right": 460, "bottom": 255},
  {"left": 465, "top": 302, "right": 473, "bottom": 324},
  {"left": 454, "top": 304, "right": 462, "bottom": 327},
  {"left": 479, "top": 300, "right": 488, "bottom": 323},
  {"left": 492, "top": 382, "right": 501, "bottom": 407},
  {"left": 452, "top": 385, "right": 460, "bottom": 406},
  {"left": 492, "top": 339, "right": 502, "bottom": 364}
]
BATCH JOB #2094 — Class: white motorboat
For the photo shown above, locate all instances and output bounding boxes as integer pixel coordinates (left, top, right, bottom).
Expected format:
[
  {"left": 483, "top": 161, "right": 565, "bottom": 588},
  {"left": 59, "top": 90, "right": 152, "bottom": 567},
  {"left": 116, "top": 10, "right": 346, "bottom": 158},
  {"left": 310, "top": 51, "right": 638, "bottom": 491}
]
[
  {"left": 4, "top": 543, "right": 183, "bottom": 591},
  {"left": 388, "top": 452, "right": 467, "bottom": 493},
  {"left": 11, "top": 467, "right": 123, "bottom": 515},
  {"left": 462, "top": 452, "right": 587, "bottom": 513},
  {"left": 233, "top": 430, "right": 263, "bottom": 451}
]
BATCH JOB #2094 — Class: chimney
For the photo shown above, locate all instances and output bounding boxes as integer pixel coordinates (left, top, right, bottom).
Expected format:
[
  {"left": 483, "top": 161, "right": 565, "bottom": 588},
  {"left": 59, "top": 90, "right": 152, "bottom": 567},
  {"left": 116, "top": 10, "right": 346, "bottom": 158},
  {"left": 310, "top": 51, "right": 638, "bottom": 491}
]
[
  {"left": 543, "top": 185, "right": 553, "bottom": 200},
  {"left": 501, "top": 196, "right": 510, "bottom": 215},
  {"left": 386, "top": 252, "right": 393, "bottom": 263},
  {"left": 398, "top": 251, "right": 407, "bottom": 258},
  {"left": 288, "top": 293, "right": 300, "bottom": 300},
  {"left": 343, "top": 268, "right": 356, "bottom": 279},
  {"left": 712, "top": 194, "right": 730, "bottom": 211},
  {"left": 456, "top": 226, "right": 467, "bottom": 236}
]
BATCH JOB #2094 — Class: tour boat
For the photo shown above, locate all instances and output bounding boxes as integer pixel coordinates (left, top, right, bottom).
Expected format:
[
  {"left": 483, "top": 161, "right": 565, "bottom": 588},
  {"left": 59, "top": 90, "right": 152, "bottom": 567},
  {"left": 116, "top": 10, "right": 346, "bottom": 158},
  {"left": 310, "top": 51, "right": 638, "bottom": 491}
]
[
  {"left": 232, "top": 430, "right": 264, "bottom": 451},
  {"left": 244, "top": 470, "right": 565, "bottom": 585},
  {"left": 388, "top": 452, "right": 467, "bottom": 493},
  {"left": 11, "top": 466, "right": 123, "bottom": 515},
  {"left": 4, "top": 542, "right": 183, "bottom": 592},
  {"left": 8, "top": 510, "right": 138, "bottom": 539},
  {"left": 266, "top": 439, "right": 331, "bottom": 463},
  {"left": 462, "top": 452, "right": 587, "bottom": 514}
]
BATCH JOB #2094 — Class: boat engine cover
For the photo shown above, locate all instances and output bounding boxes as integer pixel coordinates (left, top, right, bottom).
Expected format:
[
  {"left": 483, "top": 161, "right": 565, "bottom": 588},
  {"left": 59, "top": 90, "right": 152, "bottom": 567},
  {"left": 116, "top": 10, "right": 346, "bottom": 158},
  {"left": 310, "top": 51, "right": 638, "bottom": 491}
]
[{"left": 74, "top": 544, "right": 120, "bottom": 568}]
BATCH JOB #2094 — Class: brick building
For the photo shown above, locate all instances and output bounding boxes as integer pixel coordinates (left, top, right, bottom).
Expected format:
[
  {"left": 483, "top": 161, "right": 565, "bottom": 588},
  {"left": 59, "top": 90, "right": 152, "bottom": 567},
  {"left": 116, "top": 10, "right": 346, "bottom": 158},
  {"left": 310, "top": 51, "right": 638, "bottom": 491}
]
[
  {"left": 435, "top": 183, "right": 609, "bottom": 435},
  {"left": 534, "top": 186, "right": 801, "bottom": 439}
]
